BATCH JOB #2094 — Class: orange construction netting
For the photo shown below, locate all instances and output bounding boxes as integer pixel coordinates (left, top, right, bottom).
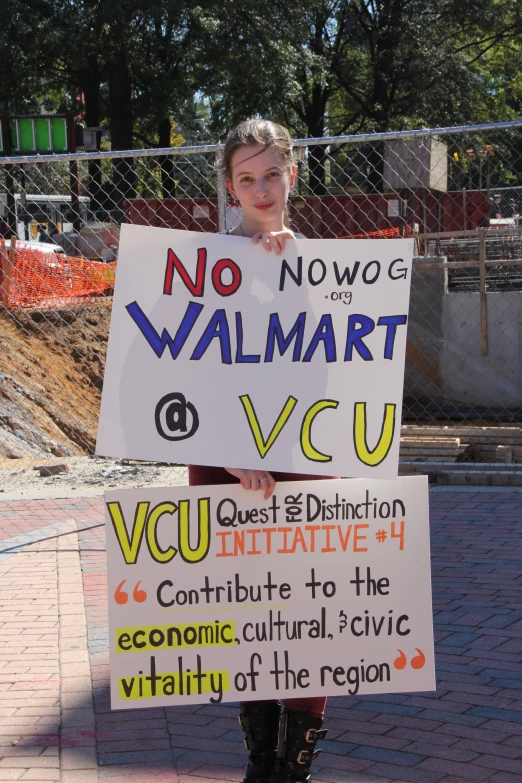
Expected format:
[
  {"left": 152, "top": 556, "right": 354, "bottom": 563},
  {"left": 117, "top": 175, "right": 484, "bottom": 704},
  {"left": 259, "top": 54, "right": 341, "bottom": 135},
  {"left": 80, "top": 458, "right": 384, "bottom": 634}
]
[
  {"left": 341, "top": 227, "right": 401, "bottom": 239},
  {"left": 0, "top": 243, "right": 116, "bottom": 309}
]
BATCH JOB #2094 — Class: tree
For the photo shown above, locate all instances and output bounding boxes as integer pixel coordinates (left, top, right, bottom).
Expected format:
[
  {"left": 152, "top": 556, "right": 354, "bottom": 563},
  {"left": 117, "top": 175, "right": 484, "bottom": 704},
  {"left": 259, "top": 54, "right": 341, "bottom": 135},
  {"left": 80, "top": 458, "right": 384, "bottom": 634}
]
[
  {"left": 203, "top": 0, "right": 522, "bottom": 192},
  {"left": 132, "top": 1, "right": 208, "bottom": 197},
  {"left": 44, "top": 0, "right": 211, "bottom": 203},
  {"left": 2, "top": 0, "right": 521, "bottom": 202},
  {"left": 0, "top": 1, "right": 52, "bottom": 115}
]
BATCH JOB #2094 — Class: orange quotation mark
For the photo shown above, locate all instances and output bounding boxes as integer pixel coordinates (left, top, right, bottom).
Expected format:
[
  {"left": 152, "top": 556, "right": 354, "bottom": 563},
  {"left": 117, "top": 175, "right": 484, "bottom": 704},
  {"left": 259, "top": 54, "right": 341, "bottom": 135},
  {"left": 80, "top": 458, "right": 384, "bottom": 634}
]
[
  {"left": 394, "top": 648, "right": 426, "bottom": 670},
  {"left": 114, "top": 580, "right": 147, "bottom": 604}
]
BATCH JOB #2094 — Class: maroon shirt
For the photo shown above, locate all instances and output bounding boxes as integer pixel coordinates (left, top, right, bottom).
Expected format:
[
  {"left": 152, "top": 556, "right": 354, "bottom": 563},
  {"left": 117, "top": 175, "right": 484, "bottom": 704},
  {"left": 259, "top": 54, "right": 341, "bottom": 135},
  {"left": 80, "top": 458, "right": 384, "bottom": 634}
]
[{"left": 188, "top": 464, "right": 337, "bottom": 486}]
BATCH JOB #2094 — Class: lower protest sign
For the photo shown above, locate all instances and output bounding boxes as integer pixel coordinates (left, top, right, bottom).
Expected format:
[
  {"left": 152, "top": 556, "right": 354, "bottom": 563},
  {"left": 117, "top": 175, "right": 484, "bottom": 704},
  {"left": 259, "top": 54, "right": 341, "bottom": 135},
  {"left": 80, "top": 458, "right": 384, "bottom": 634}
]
[{"left": 106, "top": 475, "right": 434, "bottom": 708}]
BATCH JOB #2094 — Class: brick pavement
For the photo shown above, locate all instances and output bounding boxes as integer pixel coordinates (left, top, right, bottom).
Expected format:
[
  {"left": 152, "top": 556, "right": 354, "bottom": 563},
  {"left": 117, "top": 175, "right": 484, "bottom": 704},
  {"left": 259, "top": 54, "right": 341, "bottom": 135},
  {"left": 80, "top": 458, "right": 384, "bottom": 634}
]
[{"left": 0, "top": 488, "right": 521, "bottom": 783}]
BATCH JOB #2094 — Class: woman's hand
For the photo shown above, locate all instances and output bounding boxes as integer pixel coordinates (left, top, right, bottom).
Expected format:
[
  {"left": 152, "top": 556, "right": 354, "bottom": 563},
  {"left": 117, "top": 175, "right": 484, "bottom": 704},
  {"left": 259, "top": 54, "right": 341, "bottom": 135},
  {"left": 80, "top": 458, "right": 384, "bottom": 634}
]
[
  {"left": 253, "top": 229, "right": 295, "bottom": 255},
  {"left": 224, "top": 468, "right": 276, "bottom": 500}
]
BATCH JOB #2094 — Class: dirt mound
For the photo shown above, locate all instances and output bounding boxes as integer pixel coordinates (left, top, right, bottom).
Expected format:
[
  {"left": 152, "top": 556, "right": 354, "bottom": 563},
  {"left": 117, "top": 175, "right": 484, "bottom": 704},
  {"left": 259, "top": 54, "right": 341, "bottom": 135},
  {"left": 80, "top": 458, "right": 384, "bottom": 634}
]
[{"left": 0, "top": 301, "right": 111, "bottom": 461}]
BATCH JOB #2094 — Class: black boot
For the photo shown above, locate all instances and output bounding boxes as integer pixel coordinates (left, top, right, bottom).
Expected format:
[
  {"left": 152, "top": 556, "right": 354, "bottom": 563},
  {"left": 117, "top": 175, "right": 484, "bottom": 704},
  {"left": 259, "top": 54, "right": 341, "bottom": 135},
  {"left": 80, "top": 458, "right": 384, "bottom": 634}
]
[
  {"left": 239, "top": 700, "right": 282, "bottom": 783},
  {"left": 271, "top": 710, "right": 328, "bottom": 783}
]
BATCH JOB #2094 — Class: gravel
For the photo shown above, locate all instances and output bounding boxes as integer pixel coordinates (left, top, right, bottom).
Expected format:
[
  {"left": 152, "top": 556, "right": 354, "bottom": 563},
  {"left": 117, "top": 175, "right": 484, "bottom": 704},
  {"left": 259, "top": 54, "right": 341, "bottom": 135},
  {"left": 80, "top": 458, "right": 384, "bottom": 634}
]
[{"left": 0, "top": 455, "right": 189, "bottom": 499}]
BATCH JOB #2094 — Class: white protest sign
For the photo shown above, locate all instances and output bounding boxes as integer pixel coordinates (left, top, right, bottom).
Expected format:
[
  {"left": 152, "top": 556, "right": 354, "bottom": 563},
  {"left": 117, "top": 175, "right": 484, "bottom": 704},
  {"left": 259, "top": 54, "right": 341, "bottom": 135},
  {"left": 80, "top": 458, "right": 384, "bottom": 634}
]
[
  {"left": 106, "top": 476, "right": 434, "bottom": 709},
  {"left": 96, "top": 225, "right": 414, "bottom": 478}
]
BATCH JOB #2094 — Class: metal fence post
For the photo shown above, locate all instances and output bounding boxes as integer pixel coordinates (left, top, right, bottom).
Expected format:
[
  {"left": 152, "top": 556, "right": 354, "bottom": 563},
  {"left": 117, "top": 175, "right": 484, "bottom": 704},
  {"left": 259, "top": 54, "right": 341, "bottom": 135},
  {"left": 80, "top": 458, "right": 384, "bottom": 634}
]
[
  {"left": 216, "top": 145, "right": 226, "bottom": 233},
  {"left": 0, "top": 116, "right": 16, "bottom": 237},
  {"left": 66, "top": 114, "right": 82, "bottom": 234},
  {"left": 479, "top": 228, "right": 488, "bottom": 356}
]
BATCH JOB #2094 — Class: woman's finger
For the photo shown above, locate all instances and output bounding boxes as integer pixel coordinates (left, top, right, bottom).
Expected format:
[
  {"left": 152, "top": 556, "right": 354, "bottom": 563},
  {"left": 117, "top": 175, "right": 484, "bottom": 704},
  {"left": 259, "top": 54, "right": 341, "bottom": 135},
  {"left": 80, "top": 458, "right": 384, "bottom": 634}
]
[
  {"left": 225, "top": 467, "right": 246, "bottom": 482},
  {"left": 274, "top": 235, "right": 285, "bottom": 255},
  {"left": 268, "top": 235, "right": 280, "bottom": 254},
  {"left": 263, "top": 473, "right": 276, "bottom": 500},
  {"left": 252, "top": 230, "right": 294, "bottom": 252},
  {"left": 225, "top": 468, "right": 275, "bottom": 498},
  {"left": 257, "top": 473, "right": 268, "bottom": 496}
]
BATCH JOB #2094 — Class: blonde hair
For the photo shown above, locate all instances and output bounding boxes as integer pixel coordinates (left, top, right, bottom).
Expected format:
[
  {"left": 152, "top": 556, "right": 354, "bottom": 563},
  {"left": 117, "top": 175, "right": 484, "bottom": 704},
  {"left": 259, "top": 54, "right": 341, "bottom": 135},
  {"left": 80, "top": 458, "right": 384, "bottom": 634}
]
[{"left": 220, "top": 119, "right": 295, "bottom": 226}]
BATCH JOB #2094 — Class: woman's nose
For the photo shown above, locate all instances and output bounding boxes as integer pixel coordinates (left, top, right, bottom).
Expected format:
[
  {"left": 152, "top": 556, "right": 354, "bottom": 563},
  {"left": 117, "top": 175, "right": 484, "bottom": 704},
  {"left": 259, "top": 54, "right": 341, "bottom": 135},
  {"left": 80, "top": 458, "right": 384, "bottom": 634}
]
[{"left": 254, "top": 178, "right": 269, "bottom": 196}]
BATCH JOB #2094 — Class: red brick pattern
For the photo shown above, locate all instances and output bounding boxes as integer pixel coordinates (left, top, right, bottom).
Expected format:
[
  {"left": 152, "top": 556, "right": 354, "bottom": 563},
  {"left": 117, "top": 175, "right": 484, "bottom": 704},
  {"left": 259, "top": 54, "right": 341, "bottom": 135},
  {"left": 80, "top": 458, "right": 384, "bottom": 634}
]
[{"left": 0, "top": 489, "right": 520, "bottom": 782}]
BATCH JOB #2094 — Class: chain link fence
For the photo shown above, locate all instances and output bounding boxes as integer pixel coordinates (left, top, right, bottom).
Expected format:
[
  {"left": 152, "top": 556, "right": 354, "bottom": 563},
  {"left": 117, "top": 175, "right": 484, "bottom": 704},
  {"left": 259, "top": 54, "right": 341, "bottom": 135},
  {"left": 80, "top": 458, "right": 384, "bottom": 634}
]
[{"left": 1, "top": 120, "right": 522, "bottom": 496}]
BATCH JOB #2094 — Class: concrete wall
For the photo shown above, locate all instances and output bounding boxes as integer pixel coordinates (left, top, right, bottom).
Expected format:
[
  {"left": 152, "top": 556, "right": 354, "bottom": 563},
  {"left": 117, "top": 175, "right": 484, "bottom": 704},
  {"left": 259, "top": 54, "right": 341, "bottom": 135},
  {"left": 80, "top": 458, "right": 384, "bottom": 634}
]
[
  {"left": 440, "top": 293, "right": 522, "bottom": 408},
  {"left": 404, "top": 267, "right": 446, "bottom": 406},
  {"left": 404, "top": 270, "right": 522, "bottom": 409}
]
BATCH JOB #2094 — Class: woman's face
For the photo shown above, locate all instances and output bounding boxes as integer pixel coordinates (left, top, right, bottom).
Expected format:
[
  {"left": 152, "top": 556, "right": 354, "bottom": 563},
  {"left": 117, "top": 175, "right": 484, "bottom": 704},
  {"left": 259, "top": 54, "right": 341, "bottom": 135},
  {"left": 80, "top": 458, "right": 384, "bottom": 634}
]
[{"left": 226, "top": 144, "right": 296, "bottom": 228}]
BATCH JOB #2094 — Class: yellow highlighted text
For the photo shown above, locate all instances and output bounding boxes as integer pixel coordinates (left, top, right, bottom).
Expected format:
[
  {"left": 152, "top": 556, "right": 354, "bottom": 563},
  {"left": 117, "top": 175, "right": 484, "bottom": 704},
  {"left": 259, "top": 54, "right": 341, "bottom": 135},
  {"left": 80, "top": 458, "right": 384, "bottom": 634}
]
[{"left": 116, "top": 620, "right": 235, "bottom": 653}]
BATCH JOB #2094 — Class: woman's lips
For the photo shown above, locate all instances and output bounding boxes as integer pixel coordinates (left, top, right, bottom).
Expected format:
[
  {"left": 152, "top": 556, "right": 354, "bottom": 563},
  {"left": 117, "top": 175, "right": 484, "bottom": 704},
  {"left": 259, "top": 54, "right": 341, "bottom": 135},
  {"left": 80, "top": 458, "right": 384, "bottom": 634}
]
[{"left": 254, "top": 203, "right": 274, "bottom": 210}]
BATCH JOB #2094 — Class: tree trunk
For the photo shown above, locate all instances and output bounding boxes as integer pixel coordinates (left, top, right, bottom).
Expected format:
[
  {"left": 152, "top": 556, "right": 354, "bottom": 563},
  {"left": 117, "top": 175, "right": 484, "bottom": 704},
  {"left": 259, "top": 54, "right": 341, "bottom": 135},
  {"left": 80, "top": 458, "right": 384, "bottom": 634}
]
[
  {"left": 82, "top": 67, "right": 103, "bottom": 216},
  {"left": 304, "top": 84, "right": 328, "bottom": 195},
  {"left": 365, "top": 141, "right": 385, "bottom": 194},
  {"left": 308, "top": 145, "right": 327, "bottom": 196},
  {"left": 107, "top": 51, "right": 136, "bottom": 206},
  {"left": 366, "top": 14, "right": 396, "bottom": 194},
  {"left": 158, "top": 116, "right": 176, "bottom": 199}
]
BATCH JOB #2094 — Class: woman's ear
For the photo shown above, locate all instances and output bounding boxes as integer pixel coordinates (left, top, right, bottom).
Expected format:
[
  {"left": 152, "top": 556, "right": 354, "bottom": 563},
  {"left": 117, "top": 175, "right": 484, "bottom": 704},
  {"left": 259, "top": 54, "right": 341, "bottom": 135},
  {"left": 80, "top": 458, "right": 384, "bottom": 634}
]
[{"left": 225, "top": 178, "right": 236, "bottom": 198}]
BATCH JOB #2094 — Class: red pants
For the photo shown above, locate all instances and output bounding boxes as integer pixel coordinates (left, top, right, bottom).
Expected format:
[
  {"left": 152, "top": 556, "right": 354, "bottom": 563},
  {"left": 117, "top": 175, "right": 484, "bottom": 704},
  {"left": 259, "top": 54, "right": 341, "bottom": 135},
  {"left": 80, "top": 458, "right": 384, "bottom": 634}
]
[{"left": 188, "top": 464, "right": 331, "bottom": 717}]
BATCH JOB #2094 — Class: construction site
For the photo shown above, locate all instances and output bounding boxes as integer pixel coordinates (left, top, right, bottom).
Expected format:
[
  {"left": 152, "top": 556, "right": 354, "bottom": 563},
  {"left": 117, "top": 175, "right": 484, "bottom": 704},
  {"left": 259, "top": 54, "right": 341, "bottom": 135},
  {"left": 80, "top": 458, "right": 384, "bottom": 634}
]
[
  {"left": 0, "top": 118, "right": 522, "bottom": 783},
  {"left": 2, "top": 121, "right": 522, "bottom": 493}
]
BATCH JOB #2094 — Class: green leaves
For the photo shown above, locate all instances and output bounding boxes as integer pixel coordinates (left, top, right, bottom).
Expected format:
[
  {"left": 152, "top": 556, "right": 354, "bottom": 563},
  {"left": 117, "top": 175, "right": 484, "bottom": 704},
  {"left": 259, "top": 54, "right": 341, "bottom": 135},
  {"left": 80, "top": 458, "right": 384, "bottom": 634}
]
[{"left": 1, "top": 0, "right": 520, "bottom": 159}]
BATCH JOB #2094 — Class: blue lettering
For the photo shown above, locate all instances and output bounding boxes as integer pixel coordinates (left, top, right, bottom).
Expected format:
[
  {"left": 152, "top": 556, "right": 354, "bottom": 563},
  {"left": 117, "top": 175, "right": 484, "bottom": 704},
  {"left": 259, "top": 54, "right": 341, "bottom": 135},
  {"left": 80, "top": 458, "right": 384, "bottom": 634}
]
[
  {"left": 303, "top": 314, "right": 336, "bottom": 362},
  {"left": 235, "top": 312, "right": 261, "bottom": 363},
  {"left": 345, "top": 314, "right": 375, "bottom": 361},
  {"left": 126, "top": 301, "right": 204, "bottom": 359},
  {"left": 191, "top": 309, "right": 232, "bottom": 364},
  {"left": 377, "top": 315, "right": 408, "bottom": 359},
  {"left": 265, "top": 313, "right": 306, "bottom": 362}
]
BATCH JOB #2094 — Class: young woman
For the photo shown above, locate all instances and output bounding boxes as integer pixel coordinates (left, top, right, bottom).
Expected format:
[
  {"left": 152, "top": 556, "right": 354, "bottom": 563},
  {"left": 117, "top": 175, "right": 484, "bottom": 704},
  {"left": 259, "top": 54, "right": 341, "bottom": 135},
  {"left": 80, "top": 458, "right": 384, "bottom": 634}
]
[{"left": 188, "top": 119, "right": 333, "bottom": 783}]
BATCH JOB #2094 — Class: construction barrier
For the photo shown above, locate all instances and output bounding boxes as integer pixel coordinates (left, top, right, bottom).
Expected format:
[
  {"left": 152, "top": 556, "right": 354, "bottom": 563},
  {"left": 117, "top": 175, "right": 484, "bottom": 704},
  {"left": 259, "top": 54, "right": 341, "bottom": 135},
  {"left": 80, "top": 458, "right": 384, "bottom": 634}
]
[
  {"left": 341, "top": 227, "right": 401, "bottom": 239},
  {"left": 0, "top": 239, "right": 115, "bottom": 309}
]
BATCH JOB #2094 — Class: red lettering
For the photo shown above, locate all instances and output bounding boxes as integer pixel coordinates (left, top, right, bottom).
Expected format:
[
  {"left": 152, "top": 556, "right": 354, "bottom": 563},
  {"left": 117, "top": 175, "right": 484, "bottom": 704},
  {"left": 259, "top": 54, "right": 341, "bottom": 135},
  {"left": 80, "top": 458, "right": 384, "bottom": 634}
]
[
  {"left": 212, "top": 258, "right": 242, "bottom": 296},
  {"left": 163, "top": 247, "right": 207, "bottom": 296}
]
